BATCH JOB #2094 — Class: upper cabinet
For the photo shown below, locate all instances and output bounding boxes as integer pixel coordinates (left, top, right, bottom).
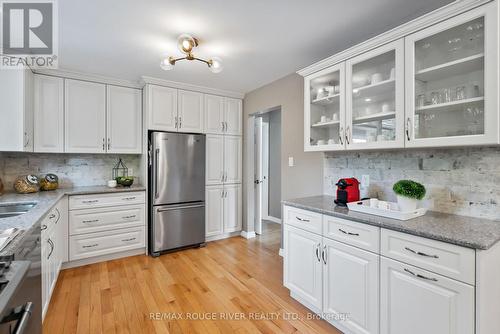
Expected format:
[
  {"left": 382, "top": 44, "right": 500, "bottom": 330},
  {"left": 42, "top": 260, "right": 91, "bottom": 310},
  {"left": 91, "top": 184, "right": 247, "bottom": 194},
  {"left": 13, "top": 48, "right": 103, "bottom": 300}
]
[
  {"left": 0, "top": 67, "right": 34, "bottom": 152},
  {"left": 34, "top": 75, "right": 64, "bottom": 153},
  {"left": 405, "top": 3, "right": 498, "bottom": 147},
  {"left": 65, "top": 79, "right": 107, "bottom": 153},
  {"left": 346, "top": 39, "right": 405, "bottom": 150},
  {"left": 204, "top": 95, "right": 242, "bottom": 135},
  {"left": 107, "top": 86, "right": 142, "bottom": 153},
  {"left": 178, "top": 89, "right": 204, "bottom": 133},
  {"left": 146, "top": 85, "right": 178, "bottom": 131},
  {"left": 224, "top": 98, "right": 243, "bottom": 135}
]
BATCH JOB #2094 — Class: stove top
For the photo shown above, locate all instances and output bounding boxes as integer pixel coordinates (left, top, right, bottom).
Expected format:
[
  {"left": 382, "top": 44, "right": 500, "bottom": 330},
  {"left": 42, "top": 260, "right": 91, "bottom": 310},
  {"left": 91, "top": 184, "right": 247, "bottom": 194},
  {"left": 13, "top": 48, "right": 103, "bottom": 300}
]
[{"left": 0, "top": 255, "right": 14, "bottom": 294}]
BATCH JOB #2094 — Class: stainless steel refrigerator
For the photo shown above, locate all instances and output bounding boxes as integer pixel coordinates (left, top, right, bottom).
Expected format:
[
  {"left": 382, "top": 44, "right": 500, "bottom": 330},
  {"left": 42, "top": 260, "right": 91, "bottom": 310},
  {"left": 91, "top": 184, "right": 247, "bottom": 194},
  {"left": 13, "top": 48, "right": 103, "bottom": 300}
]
[{"left": 149, "top": 131, "right": 206, "bottom": 256}]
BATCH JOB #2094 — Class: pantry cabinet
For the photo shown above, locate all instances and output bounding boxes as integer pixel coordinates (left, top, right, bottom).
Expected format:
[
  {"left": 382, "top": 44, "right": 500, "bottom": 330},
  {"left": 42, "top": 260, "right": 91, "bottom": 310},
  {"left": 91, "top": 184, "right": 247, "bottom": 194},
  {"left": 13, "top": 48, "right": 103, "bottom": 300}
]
[
  {"left": 206, "top": 135, "right": 242, "bottom": 185},
  {"left": 204, "top": 94, "right": 243, "bottom": 135},
  {"left": 205, "top": 184, "right": 242, "bottom": 237},
  {"left": 224, "top": 98, "right": 243, "bottom": 135},
  {"left": 178, "top": 89, "right": 204, "bottom": 133},
  {"left": 146, "top": 85, "right": 178, "bottom": 131}
]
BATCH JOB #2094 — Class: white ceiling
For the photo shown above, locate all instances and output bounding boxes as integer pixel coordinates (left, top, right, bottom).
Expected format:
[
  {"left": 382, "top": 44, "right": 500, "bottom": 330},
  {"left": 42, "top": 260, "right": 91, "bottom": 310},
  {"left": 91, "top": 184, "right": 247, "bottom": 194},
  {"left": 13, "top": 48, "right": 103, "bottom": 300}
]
[{"left": 59, "top": 0, "right": 453, "bottom": 94}]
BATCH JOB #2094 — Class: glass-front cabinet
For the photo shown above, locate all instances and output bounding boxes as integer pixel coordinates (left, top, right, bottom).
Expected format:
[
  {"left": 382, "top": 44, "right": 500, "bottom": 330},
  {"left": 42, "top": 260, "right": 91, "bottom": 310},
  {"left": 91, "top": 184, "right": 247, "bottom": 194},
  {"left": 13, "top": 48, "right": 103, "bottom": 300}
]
[
  {"left": 304, "top": 63, "right": 345, "bottom": 151},
  {"left": 405, "top": 3, "right": 498, "bottom": 147},
  {"left": 346, "top": 39, "right": 405, "bottom": 149}
]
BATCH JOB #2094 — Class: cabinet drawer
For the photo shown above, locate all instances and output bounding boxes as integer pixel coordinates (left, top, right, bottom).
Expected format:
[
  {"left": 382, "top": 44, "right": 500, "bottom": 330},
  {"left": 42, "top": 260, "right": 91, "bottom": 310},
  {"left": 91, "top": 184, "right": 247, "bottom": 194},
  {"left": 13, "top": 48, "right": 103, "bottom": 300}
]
[
  {"left": 69, "top": 191, "right": 145, "bottom": 210},
  {"left": 69, "top": 204, "right": 145, "bottom": 235},
  {"left": 323, "top": 215, "right": 380, "bottom": 253},
  {"left": 69, "top": 226, "right": 145, "bottom": 261},
  {"left": 284, "top": 205, "right": 322, "bottom": 235},
  {"left": 381, "top": 229, "right": 475, "bottom": 285}
]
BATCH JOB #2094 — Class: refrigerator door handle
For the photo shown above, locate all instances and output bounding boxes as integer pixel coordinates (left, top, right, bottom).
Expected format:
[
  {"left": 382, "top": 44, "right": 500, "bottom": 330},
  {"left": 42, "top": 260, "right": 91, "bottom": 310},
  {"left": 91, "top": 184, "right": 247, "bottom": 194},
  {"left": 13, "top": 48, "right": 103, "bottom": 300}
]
[
  {"left": 154, "top": 148, "right": 160, "bottom": 199},
  {"left": 157, "top": 204, "right": 205, "bottom": 212}
]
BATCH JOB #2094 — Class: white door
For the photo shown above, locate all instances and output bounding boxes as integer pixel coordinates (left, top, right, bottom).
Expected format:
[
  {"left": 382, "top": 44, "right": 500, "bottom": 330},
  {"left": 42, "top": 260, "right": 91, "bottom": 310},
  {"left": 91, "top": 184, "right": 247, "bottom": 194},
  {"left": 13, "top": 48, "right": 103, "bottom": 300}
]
[
  {"left": 107, "top": 86, "right": 142, "bottom": 153},
  {"left": 34, "top": 75, "right": 64, "bottom": 152},
  {"left": 224, "top": 98, "right": 242, "bottom": 135},
  {"left": 304, "top": 62, "right": 346, "bottom": 151},
  {"left": 224, "top": 135, "right": 242, "bottom": 184},
  {"left": 283, "top": 225, "right": 323, "bottom": 313},
  {"left": 323, "top": 238, "right": 379, "bottom": 334},
  {"left": 206, "top": 135, "right": 224, "bottom": 185},
  {"left": 147, "top": 85, "right": 178, "bottom": 131},
  {"left": 65, "top": 79, "right": 106, "bottom": 153},
  {"left": 204, "top": 94, "right": 225, "bottom": 134},
  {"left": 346, "top": 39, "right": 405, "bottom": 150},
  {"left": 380, "top": 257, "right": 474, "bottom": 334},
  {"left": 254, "top": 117, "right": 264, "bottom": 235},
  {"left": 405, "top": 3, "right": 499, "bottom": 147},
  {"left": 223, "top": 184, "right": 242, "bottom": 233},
  {"left": 178, "top": 89, "right": 204, "bottom": 133},
  {"left": 206, "top": 185, "right": 224, "bottom": 237}
]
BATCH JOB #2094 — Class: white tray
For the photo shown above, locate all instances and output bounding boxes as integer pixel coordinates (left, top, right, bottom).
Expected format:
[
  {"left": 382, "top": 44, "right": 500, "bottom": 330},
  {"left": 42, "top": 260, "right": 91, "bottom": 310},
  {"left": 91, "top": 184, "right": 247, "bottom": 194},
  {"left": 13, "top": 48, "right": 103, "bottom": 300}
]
[{"left": 347, "top": 199, "right": 427, "bottom": 221}]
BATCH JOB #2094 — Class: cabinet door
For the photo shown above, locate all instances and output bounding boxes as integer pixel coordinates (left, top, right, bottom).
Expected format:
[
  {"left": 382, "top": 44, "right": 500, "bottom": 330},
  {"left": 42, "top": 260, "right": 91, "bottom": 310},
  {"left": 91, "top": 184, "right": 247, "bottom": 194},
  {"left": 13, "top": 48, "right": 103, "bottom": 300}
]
[
  {"left": 204, "top": 94, "right": 225, "bottom": 134},
  {"left": 224, "top": 135, "right": 242, "bottom": 184},
  {"left": 223, "top": 184, "right": 242, "bottom": 233},
  {"left": 283, "top": 225, "right": 323, "bottom": 312},
  {"left": 34, "top": 75, "right": 64, "bottom": 152},
  {"left": 147, "top": 85, "right": 178, "bottom": 131},
  {"left": 405, "top": 3, "right": 498, "bottom": 147},
  {"left": 346, "top": 39, "right": 405, "bottom": 150},
  {"left": 206, "top": 185, "right": 224, "bottom": 237},
  {"left": 206, "top": 135, "right": 224, "bottom": 185},
  {"left": 323, "top": 238, "right": 379, "bottom": 334},
  {"left": 178, "top": 89, "right": 204, "bottom": 133},
  {"left": 107, "top": 86, "right": 142, "bottom": 153},
  {"left": 224, "top": 98, "right": 242, "bottom": 135},
  {"left": 65, "top": 79, "right": 106, "bottom": 153},
  {"left": 380, "top": 257, "right": 474, "bottom": 334},
  {"left": 55, "top": 197, "right": 68, "bottom": 264},
  {"left": 304, "top": 62, "right": 346, "bottom": 151}
]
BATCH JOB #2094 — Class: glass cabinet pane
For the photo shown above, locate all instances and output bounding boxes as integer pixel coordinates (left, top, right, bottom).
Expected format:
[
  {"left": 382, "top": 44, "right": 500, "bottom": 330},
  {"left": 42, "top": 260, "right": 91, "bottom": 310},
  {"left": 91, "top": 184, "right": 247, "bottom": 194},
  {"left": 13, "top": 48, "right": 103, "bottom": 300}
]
[
  {"left": 350, "top": 50, "right": 397, "bottom": 144},
  {"left": 309, "top": 68, "right": 342, "bottom": 147},
  {"left": 413, "top": 16, "right": 485, "bottom": 139}
]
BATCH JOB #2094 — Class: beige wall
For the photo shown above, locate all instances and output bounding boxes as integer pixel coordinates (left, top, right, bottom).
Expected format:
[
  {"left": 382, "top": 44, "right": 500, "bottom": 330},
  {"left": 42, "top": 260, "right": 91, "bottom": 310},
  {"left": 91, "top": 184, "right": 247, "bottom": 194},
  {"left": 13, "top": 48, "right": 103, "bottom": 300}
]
[{"left": 242, "top": 73, "right": 323, "bottom": 231}]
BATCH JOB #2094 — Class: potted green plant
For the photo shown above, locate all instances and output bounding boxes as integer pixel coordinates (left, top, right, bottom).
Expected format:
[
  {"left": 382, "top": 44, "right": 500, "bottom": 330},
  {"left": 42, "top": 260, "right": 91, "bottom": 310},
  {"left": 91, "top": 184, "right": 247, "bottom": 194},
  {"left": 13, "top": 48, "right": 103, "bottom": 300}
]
[{"left": 393, "top": 180, "right": 426, "bottom": 211}]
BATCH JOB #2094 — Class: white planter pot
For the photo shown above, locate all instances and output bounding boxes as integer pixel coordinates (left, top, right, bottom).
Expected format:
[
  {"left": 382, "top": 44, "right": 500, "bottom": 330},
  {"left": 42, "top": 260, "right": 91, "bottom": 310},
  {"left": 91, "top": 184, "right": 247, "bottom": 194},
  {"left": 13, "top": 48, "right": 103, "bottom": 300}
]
[{"left": 397, "top": 195, "right": 419, "bottom": 212}]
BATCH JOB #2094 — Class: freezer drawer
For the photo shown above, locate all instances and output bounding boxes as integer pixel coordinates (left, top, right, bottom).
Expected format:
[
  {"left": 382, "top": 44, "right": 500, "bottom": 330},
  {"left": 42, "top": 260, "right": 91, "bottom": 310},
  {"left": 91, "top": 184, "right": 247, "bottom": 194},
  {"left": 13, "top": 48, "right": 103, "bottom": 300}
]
[{"left": 152, "top": 203, "right": 205, "bottom": 254}]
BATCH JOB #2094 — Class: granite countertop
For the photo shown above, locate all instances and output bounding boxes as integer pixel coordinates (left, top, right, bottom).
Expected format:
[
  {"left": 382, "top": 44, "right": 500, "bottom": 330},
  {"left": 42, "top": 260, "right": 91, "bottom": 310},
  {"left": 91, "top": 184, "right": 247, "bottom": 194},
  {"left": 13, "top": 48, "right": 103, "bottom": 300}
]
[
  {"left": 283, "top": 195, "right": 500, "bottom": 250},
  {"left": 0, "top": 185, "right": 146, "bottom": 246}
]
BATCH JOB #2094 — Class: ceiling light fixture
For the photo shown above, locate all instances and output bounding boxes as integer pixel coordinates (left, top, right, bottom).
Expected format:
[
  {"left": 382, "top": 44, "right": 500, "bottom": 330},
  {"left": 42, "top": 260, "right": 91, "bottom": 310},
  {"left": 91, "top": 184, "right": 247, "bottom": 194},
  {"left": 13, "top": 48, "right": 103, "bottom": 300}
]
[{"left": 160, "top": 34, "right": 223, "bottom": 73}]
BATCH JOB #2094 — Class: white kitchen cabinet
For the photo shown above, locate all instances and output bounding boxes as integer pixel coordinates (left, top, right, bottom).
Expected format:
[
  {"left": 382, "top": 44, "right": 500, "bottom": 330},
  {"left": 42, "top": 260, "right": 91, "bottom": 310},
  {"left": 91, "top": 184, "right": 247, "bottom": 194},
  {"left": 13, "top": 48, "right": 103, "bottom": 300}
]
[
  {"left": 284, "top": 224, "right": 323, "bottom": 313},
  {"left": 34, "top": 75, "right": 64, "bottom": 153},
  {"left": 205, "top": 185, "right": 224, "bottom": 237},
  {"left": 223, "top": 184, "right": 242, "bottom": 232},
  {"left": 0, "top": 66, "right": 33, "bottom": 152},
  {"left": 206, "top": 135, "right": 224, "bottom": 185},
  {"left": 178, "top": 89, "right": 204, "bottom": 133},
  {"left": 146, "top": 84, "right": 178, "bottom": 131},
  {"left": 380, "top": 257, "right": 474, "bottom": 334},
  {"left": 107, "top": 85, "right": 142, "bottom": 153},
  {"left": 204, "top": 94, "right": 225, "bottom": 134},
  {"left": 405, "top": 3, "right": 498, "bottom": 147},
  {"left": 323, "top": 238, "right": 379, "bottom": 334},
  {"left": 224, "top": 98, "right": 243, "bottom": 135},
  {"left": 346, "top": 39, "right": 405, "bottom": 150},
  {"left": 65, "top": 79, "right": 106, "bottom": 153},
  {"left": 224, "top": 135, "right": 242, "bottom": 184}
]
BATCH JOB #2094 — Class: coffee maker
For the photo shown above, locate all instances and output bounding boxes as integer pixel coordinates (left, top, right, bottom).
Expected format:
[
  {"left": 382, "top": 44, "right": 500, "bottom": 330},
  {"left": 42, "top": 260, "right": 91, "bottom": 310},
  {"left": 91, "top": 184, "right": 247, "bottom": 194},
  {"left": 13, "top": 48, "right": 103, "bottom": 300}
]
[{"left": 334, "top": 178, "right": 360, "bottom": 206}]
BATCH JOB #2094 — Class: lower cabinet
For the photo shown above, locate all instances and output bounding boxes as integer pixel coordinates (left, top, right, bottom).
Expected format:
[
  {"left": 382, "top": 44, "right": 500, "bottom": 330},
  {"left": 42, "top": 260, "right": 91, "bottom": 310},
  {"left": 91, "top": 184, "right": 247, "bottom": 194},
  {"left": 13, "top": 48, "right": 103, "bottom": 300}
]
[
  {"left": 380, "top": 257, "right": 474, "bottom": 334},
  {"left": 205, "top": 184, "right": 242, "bottom": 238}
]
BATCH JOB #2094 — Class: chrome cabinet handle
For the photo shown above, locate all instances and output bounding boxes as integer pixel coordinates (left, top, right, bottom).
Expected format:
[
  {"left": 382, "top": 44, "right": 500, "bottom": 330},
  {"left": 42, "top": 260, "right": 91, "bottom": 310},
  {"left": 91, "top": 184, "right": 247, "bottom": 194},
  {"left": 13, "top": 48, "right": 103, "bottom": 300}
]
[
  {"left": 175, "top": 116, "right": 178, "bottom": 128},
  {"left": 404, "top": 268, "right": 438, "bottom": 282},
  {"left": 295, "top": 216, "right": 310, "bottom": 222},
  {"left": 122, "top": 237, "right": 136, "bottom": 242},
  {"left": 102, "top": 138, "right": 105, "bottom": 151},
  {"left": 345, "top": 126, "right": 350, "bottom": 145},
  {"left": 179, "top": 117, "right": 182, "bottom": 129},
  {"left": 41, "top": 224, "right": 48, "bottom": 231},
  {"left": 339, "top": 127, "right": 344, "bottom": 145},
  {"left": 48, "top": 214, "right": 56, "bottom": 219},
  {"left": 122, "top": 196, "right": 136, "bottom": 201},
  {"left": 221, "top": 172, "right": 224, "bottom": 182},
  {"left": 224, "top": 121, "right": 228, "bottom": 132},
  {"left": 404, "top": 246, "right": 439, "bottom": 258},
  {"left": 107, "top": 138, "right": 111, "bottom": 150},
  {"left": 54, "top": 208, "right": 60, "bottom": 224},
  {"left": 322, "top": 245, "right": 327, "bottom": 264},
  {"left": 224, "top": 172, "right": 228, "bottom": 182},
  {"left": 24, "top": 132, "right": 30, "bottom": 148},
  {"left": 47, "top": 238, "right": 54, "bottom": 259},
  {"left": 338, "top": 228, "right": 359, "bottom": 236},
  {"left": 82, "top": 219, "right": 99, "bottom": 224},
  {"left": 315, "top": 243, "right": 321, "bottom": 262},
  {"left": 406, "top": 117, "right": 411, "bottom": 141},
  {"left": 122, "top": 215, "right": 136, "bottom": 219},
  {"left": 221, "top": 121, "right": 225, "bottom": 132},
  {"left": 82, "top": 199, "right": 98, "bottom": 204},
  {"left": 155, "top": 148, "right": 160, "bottom": 199},
  {"left": 82, "top": 243, "right": 98, "bottom": 249}
]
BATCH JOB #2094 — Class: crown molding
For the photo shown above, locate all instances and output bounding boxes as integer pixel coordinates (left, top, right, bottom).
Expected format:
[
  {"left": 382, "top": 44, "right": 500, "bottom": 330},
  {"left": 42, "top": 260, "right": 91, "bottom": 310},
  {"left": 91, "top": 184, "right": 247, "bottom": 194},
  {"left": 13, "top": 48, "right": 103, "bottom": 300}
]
[
  {"left": 297, "top": 0, "right": 491, "bottom": 77},
  {"left": 33, "top": 68, "right": 143, "bottom": 88},
  {"left": 140, "top": 76, "right": 245, "bottom": 99}
]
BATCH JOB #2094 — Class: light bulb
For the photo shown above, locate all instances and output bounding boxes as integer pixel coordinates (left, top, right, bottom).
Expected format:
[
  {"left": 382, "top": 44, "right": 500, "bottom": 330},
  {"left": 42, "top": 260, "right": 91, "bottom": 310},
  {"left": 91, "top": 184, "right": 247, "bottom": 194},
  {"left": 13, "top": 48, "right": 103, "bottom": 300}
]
[
  {"left": 160, "top": 57, "right": 174, "bottom": 70},
  {"left": 177, "top": 34, "right": 196, "bottom": 54},
  {"left": 209, "top": 57, "right": 223, "bottom": 73}
]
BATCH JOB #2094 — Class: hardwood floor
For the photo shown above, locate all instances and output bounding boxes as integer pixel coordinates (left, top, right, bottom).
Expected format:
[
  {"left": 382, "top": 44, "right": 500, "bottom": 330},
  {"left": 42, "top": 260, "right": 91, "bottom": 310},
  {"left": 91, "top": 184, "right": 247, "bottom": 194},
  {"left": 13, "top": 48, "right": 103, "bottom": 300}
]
[{"left": 43, "top": 223, "right": 341, "bottom": 334}]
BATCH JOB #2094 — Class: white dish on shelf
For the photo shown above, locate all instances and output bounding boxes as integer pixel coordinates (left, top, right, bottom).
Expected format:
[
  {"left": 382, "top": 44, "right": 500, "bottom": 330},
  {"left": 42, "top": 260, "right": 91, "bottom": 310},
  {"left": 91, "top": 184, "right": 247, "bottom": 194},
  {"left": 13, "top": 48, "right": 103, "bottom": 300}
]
[{"left": 347, "top": 199, "right": 427, "bottom": 221}]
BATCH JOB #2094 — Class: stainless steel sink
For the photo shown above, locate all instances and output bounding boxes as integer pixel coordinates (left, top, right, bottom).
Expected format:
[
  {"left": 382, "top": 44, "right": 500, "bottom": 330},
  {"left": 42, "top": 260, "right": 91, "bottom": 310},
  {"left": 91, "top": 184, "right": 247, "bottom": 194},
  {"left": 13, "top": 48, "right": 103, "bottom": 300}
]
[{"left": 0, "top": 202, "right": 37, "bottom": 218}]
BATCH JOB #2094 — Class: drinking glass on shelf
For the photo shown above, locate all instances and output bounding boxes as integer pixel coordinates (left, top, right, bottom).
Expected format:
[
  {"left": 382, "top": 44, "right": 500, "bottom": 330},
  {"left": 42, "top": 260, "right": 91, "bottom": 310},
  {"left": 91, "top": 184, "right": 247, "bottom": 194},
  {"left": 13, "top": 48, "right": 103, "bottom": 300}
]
[
  {"left": 416, "top": 94, "right": 426, "bottom": 107},
  {"left": 430, "top": 91, "right": 440, "bottom": 105},
  {"left": 448, "top": 37, "right": 463, "bottom": 59},
  {"left": 441, "top": 88, "right": 452, "bottom": 103},
  {"left": 456, "top": 86, "right": 466, "bottom": 100}
]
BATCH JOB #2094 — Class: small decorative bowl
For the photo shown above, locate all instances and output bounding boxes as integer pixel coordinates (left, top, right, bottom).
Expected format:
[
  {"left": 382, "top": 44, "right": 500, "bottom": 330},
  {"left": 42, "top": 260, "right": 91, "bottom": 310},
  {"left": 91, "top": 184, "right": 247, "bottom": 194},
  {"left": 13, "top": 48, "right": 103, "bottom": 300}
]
[{"left": 116, "top": 176, "right": 134, "bottom": 187}]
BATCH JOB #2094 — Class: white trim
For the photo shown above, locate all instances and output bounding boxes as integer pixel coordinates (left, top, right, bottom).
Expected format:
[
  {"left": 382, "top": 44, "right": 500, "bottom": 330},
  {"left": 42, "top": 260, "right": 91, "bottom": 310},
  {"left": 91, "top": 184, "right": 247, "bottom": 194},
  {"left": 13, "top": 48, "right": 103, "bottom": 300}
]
[
  {"left": 240, "top": 230, "right": 257, "bottom": 239},
  {"left": 61, "top": 248, "right": 146, "bottom": 269},
  {"left": 205, "top": 231, "right": 242, "bottom": 242},
  {"left": 263, "top": 215, "right": 282, "bottom": 224},
  {"left": 140, "top": 76, "right": 244, "bottom": 99},
  {"left": 297, "top": 0, "right": 491, "bottom": 76},
  {"left": 33, "top": 68, "right": 142, "bottom": 88},
  {"left": 279, "top": 248, "right": 284, "bottom": 257}
]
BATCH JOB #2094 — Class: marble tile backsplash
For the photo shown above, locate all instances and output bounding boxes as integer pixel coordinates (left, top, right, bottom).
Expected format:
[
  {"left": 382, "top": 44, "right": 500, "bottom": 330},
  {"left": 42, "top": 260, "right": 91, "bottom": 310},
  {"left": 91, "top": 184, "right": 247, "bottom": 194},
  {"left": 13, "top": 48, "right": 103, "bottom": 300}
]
[
  {"left": 324, "top": 147, "right": 500, "bottom": 220},
  {"left": 0, "top": 152, "right": 141, "bottom": 190}
]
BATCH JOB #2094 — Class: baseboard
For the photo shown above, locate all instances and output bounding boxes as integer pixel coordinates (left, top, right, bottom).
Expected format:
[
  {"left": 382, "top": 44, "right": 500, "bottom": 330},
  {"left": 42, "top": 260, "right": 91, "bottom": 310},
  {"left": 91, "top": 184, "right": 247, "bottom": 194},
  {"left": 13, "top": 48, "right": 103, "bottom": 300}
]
[
  {"left": 279, "top": 248, "right": 284, "bottom": 257},
  {"left": 61, "top": 248, "right": 146, "bottom": 269},
  {"left": 263, "top": 215, "right": 281, "bottom": 224},
  {"left": 205, "top": 231, "right": 242, "bottom": 242},
  {"left": 240, "top": 230, "right": 256, "bottom": 239}
]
